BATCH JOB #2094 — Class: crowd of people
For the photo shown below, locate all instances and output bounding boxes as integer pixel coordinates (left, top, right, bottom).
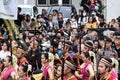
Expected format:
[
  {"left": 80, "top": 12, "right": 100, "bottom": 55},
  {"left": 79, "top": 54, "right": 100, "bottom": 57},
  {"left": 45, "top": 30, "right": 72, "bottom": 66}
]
[{"left": 0, "top": 1, "right": 120, "bottom": 80}]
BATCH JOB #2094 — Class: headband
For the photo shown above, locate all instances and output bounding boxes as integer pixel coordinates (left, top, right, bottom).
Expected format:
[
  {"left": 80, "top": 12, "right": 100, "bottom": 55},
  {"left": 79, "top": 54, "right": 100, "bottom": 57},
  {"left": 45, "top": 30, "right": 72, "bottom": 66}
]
[
  {"left": 65, "top": 60, "right": 76, "bottom": 70},
  {"left": 100, "top": 58, "right": 111, "bottom": 67}
]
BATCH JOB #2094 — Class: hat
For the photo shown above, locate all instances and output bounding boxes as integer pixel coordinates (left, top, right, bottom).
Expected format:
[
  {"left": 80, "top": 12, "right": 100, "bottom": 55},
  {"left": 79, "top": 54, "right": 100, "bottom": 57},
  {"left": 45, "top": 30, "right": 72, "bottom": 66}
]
[
  {"left": 65, "top": 57, "right": 76, "bottom": 70},
  {"left": 84, "top": 40, "right": 93, "bottom": 48},
  {"left": 39, "top": 18, "right": 45, "bottom": 23}
]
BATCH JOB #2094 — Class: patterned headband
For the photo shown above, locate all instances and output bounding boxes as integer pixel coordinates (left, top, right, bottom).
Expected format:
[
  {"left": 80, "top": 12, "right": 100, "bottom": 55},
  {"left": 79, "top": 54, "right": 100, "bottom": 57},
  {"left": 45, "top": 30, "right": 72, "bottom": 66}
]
[{"left": 100, "top": 58, "right": 111, "bottom": 67}]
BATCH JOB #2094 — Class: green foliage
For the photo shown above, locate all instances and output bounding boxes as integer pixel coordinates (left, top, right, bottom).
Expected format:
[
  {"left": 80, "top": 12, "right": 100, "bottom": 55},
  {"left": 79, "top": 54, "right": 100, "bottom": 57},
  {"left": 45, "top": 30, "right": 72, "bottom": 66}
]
[{"left": 98, "top": 4, "right": 106, "bottom": 13}]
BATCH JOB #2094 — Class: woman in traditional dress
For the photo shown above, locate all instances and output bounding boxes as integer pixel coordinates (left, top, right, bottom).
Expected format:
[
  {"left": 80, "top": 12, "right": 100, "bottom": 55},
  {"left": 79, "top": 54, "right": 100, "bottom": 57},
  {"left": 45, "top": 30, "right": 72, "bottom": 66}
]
[
  {"left": 75, "top": 52, "right": 94, "bottom": 80},
  {"left": 41, "top": 53, "right": 54, "bottom": 80},
  {"left": 2, "top": 56, "right": 16, "bottom": 80},
  {"left": 18, "top": 63, "right": 30, "bottom": 80}
]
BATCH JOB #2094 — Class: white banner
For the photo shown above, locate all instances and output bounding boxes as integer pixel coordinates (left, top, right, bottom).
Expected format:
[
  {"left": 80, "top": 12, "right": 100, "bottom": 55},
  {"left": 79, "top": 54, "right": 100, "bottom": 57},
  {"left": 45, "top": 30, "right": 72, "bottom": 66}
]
[{"left": 0, "top": 0, "right": 18, "bottom": 20}]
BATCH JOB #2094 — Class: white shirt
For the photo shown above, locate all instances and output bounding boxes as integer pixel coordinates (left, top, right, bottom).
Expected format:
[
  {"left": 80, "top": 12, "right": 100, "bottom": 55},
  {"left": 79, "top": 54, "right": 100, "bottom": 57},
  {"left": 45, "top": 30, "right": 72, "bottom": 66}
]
[{"left": 0, "top": 50, "right": 11, "bottom": 59}]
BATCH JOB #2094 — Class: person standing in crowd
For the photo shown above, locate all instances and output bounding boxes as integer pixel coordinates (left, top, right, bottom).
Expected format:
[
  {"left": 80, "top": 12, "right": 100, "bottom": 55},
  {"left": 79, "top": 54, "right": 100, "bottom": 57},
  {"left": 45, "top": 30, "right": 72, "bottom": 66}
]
[
  {"left": 16, "top": 48, "right": 28, "bottom": 66},
  {"left": 109, "top": 19, "right": 118, "bottom": 28},
  {"left": 58, "top": 12, "right": 65, "bottom": 29},
  {"left": 71, "top": 33, "right": 79, "bottom": 54},
  {"left": 36, "top": 14, "right": 42, "bottom": 28},
  {"left": 47, "top": 14, "right": 53, "bottom": 29},
  {"left": 78, "top": 10, "right": 88, "bottom": 26},
  {"left": 83, "top": 28, "right": 99, "bottom": 41},
  {"left": 27, "top": 40, "right": 42, "bottom": 72},
  {"left": 0, "top": 41, "right": 11, "bottom": 60},
  {"left": 92, "top": 10, "right": 99, "bottom": 23},
  {"left": 93, "top": 40, "right": 101, "bottom": 54},
  {"left": 50, "top": 41, "right": 59, "bottom": 60},
  {"left": 57, "top": 41, "right": 63, "bottom": 57},
  {"left": 15, "top": 7, "right": 24, "bottom": 28},
  {"left": 79, "top": 25, "right": 86, "bottom": 36},
  {"left": 85, "top": 16, "right": 98, "bottom": 29},
  {"left": 18, "top": 63, "right": 30, "bottom": 80},
  {"left": 71, "top": 28, "right": 78, "bottom": 36},
  {"left": 52, "top": 10, "right": 58, "bottom": 29},
  {"left": 97, "top": 37, "right": 116, "bottom": 64},
  {"left": 64, "top": 21, "right": 71, "bottom": 36},
  {"left": 115, "top": 19, "right": 120, "bottom": 32},
  {"left": 38, "top": 18, "right": 48, "bottom": 34},
  {"left": 1, "top": 56, "right": 16, "bottom": 80},
  {"left": 98, "top": 57, "right": 117, "bottom": 80},
  {"left": 28, "top": 18, "right": 36, "bottom": 30},
  {"left": 41, "top": 53, "right": 54, "bottom": 80},
  {"left": 47, "top": 41, "right": 54, "bottom": 72},
  {"left": 83, "top": 40, "right": 97, "bottom": 73},
  {"left": 61, "top": 41, "right": 73, "bottom": 59},
  {"left": 70, "top": 15, "right": 78, "bottom": 28},
  {"left": 75, "top": 52, "right": 94, "bottom": 80},
  {"left": 24, "top": 14, "right": 31, "bottom": 28},
  {"left": 98, "top": 14, "right": 106, "bottom": 28}
]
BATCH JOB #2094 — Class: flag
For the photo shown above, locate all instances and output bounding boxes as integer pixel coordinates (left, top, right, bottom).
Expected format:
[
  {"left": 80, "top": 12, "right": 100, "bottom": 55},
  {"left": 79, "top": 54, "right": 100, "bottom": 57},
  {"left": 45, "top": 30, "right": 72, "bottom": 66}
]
[{"left": 0, "top": 0, "right": 18, "bottom": 20}]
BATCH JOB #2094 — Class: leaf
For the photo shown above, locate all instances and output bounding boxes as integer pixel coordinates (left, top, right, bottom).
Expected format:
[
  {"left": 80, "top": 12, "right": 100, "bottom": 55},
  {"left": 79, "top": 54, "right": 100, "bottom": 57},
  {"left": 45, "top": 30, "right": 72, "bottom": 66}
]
[
  {"left": 98, "top": 5, "right": 106, "bottom": 12},
  {"left": 84, "top": 3, "right": 90, "bottom": 8}
]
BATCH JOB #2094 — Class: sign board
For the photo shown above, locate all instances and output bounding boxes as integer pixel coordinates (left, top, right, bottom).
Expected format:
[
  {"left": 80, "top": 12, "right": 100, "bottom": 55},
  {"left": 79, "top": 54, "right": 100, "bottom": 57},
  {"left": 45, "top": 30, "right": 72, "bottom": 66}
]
[{"left": 0, "top": 0, "right": 18, "bottom": 20}]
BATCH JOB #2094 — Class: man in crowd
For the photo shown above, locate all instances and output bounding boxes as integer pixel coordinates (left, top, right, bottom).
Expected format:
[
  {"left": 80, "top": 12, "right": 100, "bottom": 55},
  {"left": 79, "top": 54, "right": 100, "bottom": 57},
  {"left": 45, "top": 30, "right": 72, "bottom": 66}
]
[
  {"left": 97, "top": 37, "right": 114, "bottom": 64},
  {"left": 27, "top": 40, "right": 42, "bottom": 72},
  {"left": 15, "top": 7, "right": 24, "bottom": 28}
]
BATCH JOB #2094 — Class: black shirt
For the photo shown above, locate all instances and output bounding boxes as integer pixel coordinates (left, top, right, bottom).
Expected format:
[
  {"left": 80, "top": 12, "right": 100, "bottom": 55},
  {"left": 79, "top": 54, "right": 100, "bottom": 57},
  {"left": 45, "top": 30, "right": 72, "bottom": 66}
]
[
  {"left": 99, "top": 22, "right": 106, "bottom": 28},
  {"left": 15, "top": 14, "right": 24, "bottom": 27}
]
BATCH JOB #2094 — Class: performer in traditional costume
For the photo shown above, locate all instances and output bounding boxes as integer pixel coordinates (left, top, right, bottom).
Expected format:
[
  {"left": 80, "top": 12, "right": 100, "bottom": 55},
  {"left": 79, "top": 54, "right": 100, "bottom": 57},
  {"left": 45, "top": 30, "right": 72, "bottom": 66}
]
[
  {"left": 16, "top": 48, "right": 28, "bottom": 66},
  {"left": 1, "top": 56, "right": 16, "bottom": 80},
  {"left": 98, "top": 57, "right": 117, "bottom": 80},
  {"left": 75, "top": 52, "right": 94, "bottom": 80},
  {"left": 18, "top": 63, "right": 30, "bottom": 80},
  {"left": 41, "top": 53, "right": 54, "bottom": 80},
  {"left": 63, "top": 57, "right": 78, "bottom": 80}
]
